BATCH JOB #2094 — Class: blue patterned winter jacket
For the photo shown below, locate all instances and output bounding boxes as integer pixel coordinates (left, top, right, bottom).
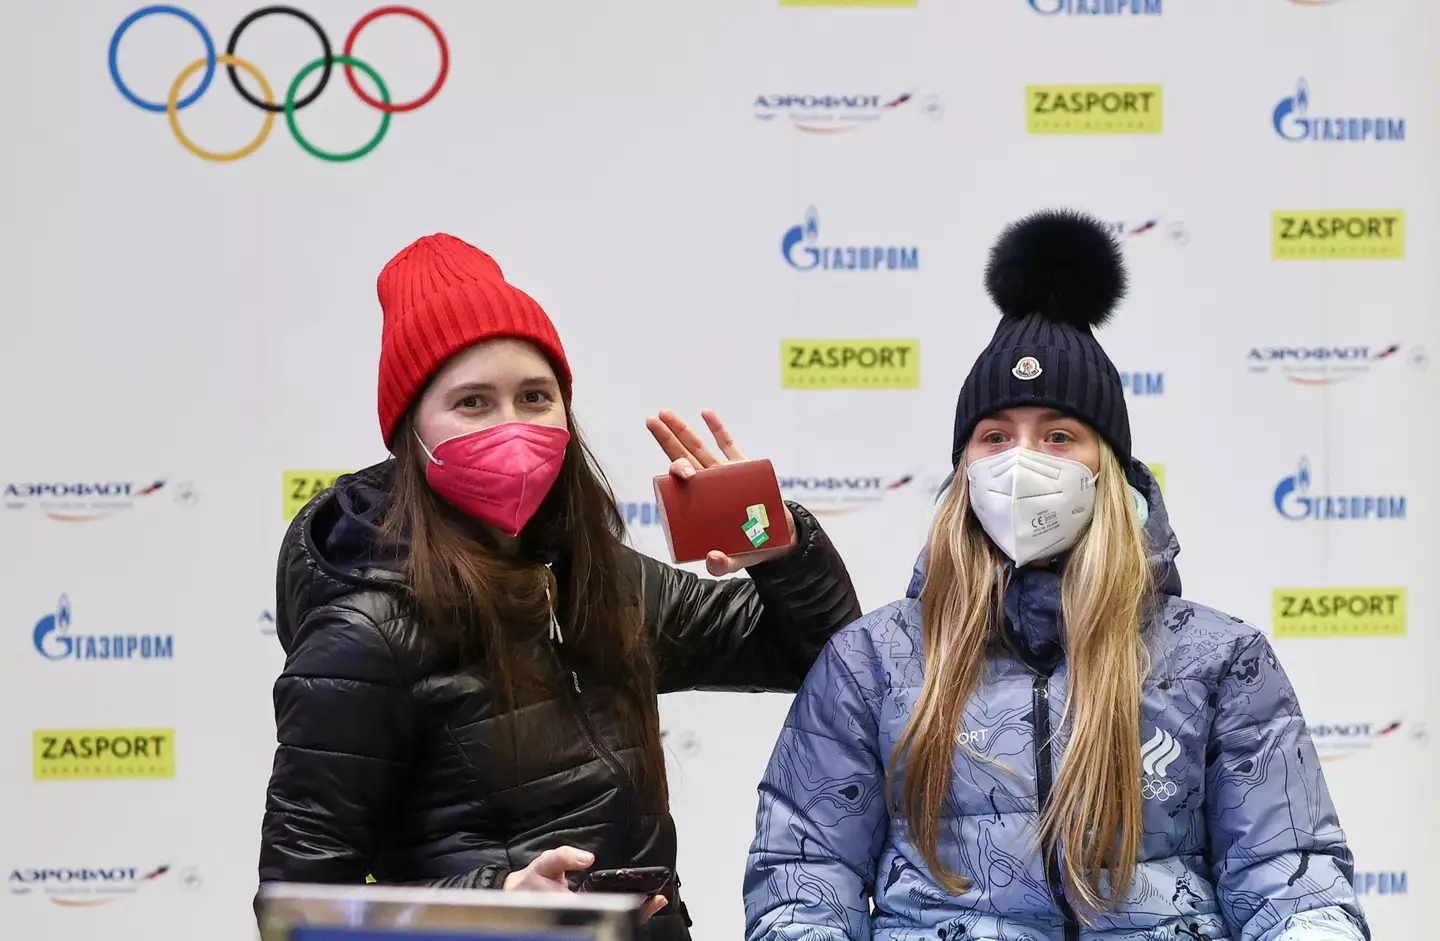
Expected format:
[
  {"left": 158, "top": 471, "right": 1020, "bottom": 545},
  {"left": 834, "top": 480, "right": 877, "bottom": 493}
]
[{"left": 744, "top": 464, "right": 1369, "bottom": 941}]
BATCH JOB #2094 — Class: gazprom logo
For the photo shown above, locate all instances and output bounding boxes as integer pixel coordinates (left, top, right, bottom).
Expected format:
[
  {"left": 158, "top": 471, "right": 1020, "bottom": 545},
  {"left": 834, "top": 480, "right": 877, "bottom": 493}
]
[
  {"left": 32, "top": 595, "right": 174, "bottom": 661},
  {"left": 781, "top": 208, "right": 919, "bottom": 272},
  {"left": 619, "top": 502, "right": 662, "bottom": 527},
  {"left": 1028, "top": 0, "right": 1160, "bottom": 14},
  {"left": 1119, "top": 371, "right": 1164, "bottom": 396},
  {"left": 1272, "top": 78, "right": 1405, "bottom": 143},
  {"left": 1273, "top": 458, "right": 1406, "bottom": 521},
  {"left": 1354, "top": 871, "right": 1407, "bottom": 896}
]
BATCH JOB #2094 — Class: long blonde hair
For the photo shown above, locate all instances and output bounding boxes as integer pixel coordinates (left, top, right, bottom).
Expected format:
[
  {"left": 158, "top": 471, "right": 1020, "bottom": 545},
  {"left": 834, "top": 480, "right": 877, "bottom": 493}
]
[{"left": 892, "top": 440, "right": 1153, "bottom": 915}]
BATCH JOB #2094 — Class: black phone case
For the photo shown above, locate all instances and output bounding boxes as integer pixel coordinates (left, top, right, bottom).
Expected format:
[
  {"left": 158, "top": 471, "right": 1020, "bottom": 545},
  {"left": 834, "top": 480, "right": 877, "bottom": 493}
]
[{"left": 580, "top": 867, "right": 672, "bottom": 895}]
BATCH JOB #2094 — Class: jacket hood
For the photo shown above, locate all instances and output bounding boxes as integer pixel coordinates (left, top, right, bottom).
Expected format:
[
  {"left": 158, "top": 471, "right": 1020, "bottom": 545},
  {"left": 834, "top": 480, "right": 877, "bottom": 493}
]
[
  {"left": 315, "top": 462, "right": 404, "bottom": 574},
  {"left": 279, "top": 458, "right": 581, "bottom": 651},
  {"left": 275, "top": 462, "right": 404, "bottom": 652},
  {"left": 904, "top": 457, "right": 1181, "bottom": 606}
]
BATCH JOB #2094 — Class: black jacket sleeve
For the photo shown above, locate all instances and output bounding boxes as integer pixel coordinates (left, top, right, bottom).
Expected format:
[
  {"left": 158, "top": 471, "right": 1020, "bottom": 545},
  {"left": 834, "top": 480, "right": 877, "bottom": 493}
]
[
  {"left": 640, "top": 501, "right": 861, "bottom": 694},
  {"left": 257, "top": 605, "right": 508, "bottom": 891}
]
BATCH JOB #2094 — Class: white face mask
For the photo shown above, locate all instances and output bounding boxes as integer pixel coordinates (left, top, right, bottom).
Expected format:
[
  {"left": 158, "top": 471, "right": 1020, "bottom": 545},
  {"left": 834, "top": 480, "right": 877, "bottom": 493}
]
[{"left": 966, "top": 448, "right": 1098, "bottom": 566}]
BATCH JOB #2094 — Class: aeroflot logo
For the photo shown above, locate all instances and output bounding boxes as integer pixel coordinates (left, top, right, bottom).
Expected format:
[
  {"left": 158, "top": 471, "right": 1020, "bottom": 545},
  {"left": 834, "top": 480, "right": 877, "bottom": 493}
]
[
  {"left": 1107, "top": 218, "right": 1189, "bottom": 245},
  {"left": 1247, "top": 343, "right": 1406, "bottom": 385},
  {"left": 7, "top": 865, "right": 179, "bottom": 906},
  {"left": 3, "top": 479, "right": 193, "bottom": 521},
  {"left": 778, "top": 475, "right": 915, "bottom": 515},
  {"left": 754, "top": 91, "right": 941, "bottom": 133},
  {"left": 1307, "top": 720, "right": 1419, "bottom": 761}
]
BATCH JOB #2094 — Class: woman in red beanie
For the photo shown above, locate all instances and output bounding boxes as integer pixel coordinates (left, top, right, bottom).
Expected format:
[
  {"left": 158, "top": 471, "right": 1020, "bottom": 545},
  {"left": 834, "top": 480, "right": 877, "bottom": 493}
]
[{"left": 258, "top": 234, "right": 861, "bottom": 940}]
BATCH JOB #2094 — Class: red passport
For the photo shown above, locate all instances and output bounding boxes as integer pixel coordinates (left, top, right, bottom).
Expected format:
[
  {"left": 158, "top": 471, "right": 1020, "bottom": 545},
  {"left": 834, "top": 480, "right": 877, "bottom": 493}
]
[{"left": 652, "top": 459, "right": 792, "bottom": 564}]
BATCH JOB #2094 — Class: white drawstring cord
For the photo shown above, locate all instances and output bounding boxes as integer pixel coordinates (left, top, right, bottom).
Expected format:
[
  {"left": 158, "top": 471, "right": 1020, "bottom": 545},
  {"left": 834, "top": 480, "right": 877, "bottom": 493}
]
[{"left": 545, "top": 563, "right": 563, "bottom": 644}]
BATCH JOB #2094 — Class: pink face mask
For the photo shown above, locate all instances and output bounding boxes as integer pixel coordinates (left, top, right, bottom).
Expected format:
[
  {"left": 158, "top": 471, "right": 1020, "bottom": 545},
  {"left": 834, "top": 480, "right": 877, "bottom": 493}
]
[{"left": 416, "top": 422, "right": 571, "bottom": 537}]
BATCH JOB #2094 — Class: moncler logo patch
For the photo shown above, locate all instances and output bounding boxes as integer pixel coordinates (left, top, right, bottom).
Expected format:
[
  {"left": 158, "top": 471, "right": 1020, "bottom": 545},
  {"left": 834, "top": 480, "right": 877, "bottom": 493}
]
[{"left": 1012, "top": 356, "right": 1043, "bottom": 380}]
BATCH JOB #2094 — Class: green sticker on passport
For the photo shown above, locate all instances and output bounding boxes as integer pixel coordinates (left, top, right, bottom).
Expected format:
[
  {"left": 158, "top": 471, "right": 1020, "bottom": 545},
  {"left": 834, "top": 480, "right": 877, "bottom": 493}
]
[{"left": 742, "top": 515, "right": 770, "bottom": 548}]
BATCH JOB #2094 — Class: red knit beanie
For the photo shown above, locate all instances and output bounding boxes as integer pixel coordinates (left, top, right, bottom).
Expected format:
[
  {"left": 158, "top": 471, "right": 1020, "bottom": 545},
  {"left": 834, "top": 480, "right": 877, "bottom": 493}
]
[{"left": 375, "top": 234, "right": 571, "bottom": 447}]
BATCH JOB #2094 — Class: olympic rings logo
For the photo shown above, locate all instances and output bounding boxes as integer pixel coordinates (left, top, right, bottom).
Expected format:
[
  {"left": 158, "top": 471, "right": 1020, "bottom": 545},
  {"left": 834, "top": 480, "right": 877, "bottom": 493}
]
[
  {"left": 108, "top": 5, "right": 448, "bottom": 163},
  {"left": 1141, "top": 777, "right": 1178, "bottom": 802}
]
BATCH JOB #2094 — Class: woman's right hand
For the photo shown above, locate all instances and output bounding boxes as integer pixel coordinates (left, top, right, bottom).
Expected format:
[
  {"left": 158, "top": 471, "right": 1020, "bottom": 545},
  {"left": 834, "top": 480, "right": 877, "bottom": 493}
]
[
  {"left": 502, "top": 846, "right": 669, "bottom": 921},
  {"left": 503, "top": 846, "right": 594, "bottom": 892}
]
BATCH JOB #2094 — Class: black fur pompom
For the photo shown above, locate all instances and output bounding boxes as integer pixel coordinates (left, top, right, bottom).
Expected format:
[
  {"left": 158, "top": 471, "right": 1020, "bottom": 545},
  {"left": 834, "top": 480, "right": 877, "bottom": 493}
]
[{"left": 983, "top": 209, "right": 1127, "bottom": 328}]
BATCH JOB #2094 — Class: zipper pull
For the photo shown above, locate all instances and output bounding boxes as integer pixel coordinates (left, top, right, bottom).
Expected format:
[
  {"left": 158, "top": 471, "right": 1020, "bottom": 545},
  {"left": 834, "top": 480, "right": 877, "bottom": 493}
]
[
  {"left": 571, "top": 671, "right": 582, "bottom": 694},
  {"left": 544, "top": 563, "right": 563, "bottom": 645}
]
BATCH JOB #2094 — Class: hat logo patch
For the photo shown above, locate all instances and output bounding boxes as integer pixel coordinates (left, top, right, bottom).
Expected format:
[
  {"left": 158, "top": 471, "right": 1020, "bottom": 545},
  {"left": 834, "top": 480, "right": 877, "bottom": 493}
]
[{"left": 1012, "top": 356, "right": 1043, "bottom": 381}]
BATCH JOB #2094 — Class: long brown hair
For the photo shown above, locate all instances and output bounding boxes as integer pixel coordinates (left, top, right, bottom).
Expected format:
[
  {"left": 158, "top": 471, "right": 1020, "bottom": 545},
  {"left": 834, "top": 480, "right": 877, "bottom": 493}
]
[
  {"left": 380, "top": 401, "right": 666, "bottom": 804},
  {"left": 892, "top": 441, "right": 1152, "bottom": 916}
]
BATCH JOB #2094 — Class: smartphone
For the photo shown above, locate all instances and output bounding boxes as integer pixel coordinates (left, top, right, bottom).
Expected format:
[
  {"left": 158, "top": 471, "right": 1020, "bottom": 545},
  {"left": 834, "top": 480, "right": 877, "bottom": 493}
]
[
  {"left": 578, "top": 866, "right": 673, "bottom": 896},
  {"left": 652, "top": 459, "right": 791, "bottom": 564}
]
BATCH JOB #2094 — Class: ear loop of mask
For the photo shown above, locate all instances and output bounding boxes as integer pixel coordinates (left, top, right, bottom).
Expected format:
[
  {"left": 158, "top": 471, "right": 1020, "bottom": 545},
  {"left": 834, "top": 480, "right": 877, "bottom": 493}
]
[
  {"left": 414, "top": 429, "right": 443, "bottom": 466},
  {"left": 414, "top": 424, "right": 539, "bottom": 466}
]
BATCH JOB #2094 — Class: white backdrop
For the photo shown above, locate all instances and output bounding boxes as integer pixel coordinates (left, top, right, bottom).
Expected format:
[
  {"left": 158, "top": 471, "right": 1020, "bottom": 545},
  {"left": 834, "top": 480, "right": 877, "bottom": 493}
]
[{"left": 1, "top": 1, "right": 1436, "bottom": 939}]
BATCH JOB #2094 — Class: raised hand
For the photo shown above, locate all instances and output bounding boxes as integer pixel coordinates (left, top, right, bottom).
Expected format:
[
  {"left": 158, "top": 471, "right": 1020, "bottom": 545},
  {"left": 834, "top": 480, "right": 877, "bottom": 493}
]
[{"left": 645, "top": 409, "right": 797, "bottom": 576}]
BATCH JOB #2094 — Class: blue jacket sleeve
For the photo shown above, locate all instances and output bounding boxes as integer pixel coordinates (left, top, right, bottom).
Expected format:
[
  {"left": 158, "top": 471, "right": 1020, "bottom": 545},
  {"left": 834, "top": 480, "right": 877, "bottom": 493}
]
[
  {"left": 1206, "top": 633, "right": 1369, "bottom": 941},
  {"left": 744, "top": 621, "right": 890, "bottom": 941}
]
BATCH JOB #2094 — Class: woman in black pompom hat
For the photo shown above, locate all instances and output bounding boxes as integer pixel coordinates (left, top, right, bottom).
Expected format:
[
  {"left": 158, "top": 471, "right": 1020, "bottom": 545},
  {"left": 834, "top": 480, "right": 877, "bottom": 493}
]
[{"left": 744, "top": 211, "right": 1368, "bottom": 941}]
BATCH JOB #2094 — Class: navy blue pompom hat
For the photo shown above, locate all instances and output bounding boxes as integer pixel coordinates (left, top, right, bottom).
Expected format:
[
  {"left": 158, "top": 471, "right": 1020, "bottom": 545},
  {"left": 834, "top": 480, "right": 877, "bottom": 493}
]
[{"left": 952, "top": 209, "right": 1132, "bottom": 467}]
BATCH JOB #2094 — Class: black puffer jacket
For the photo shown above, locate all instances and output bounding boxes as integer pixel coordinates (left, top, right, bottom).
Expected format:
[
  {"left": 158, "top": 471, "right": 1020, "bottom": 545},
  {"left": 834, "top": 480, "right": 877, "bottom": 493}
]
[{"left": 259, "top": 461, "right": 860, "bottom": 941}]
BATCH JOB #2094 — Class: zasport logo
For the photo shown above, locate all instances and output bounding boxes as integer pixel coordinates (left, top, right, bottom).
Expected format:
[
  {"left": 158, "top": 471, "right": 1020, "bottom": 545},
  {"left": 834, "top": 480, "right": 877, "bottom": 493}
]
[
  {"left": 1272, "top": 588, "right": 1406, "bottom": 638},
  {"left": 33, "top": 729, "right": 176, "bottom": 781},
  {"left": 283, "top": 470, "right": 352, "bottom": 521},
  {"left": 1027, "top": 84, "right": 1162, "bottom": 134},
  {"left": 781, "top": 340, "right": 920, "bottom": 389},
  {"left": 108, "top": 5, "right": 448, "bottom": 162},
  {"left": 1272, "top": 211, "right": 1404, "bottom": 260}
]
